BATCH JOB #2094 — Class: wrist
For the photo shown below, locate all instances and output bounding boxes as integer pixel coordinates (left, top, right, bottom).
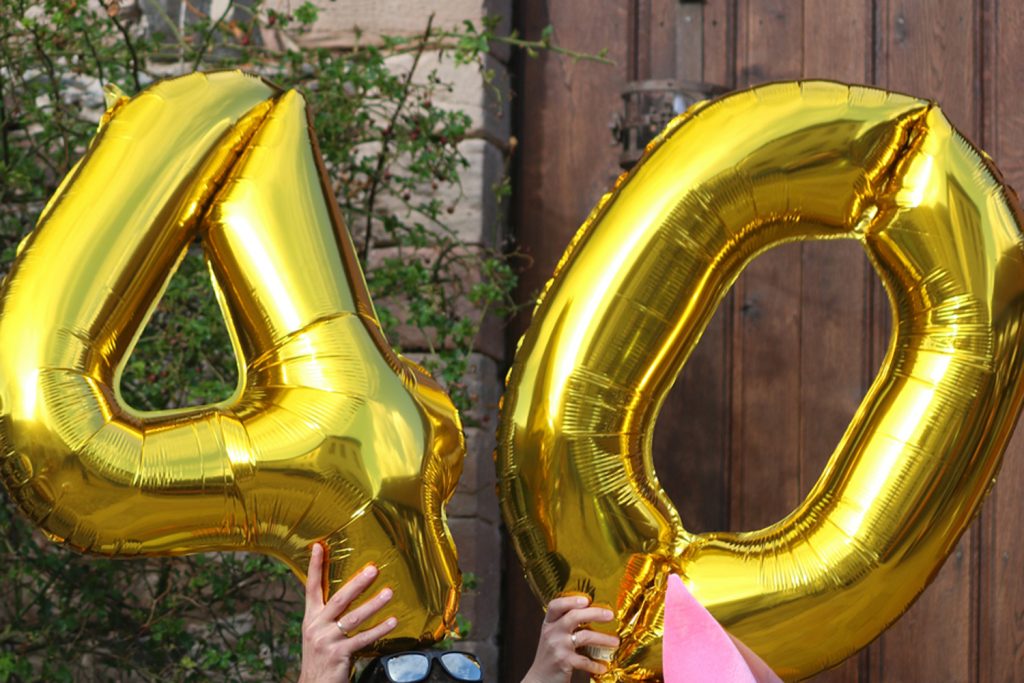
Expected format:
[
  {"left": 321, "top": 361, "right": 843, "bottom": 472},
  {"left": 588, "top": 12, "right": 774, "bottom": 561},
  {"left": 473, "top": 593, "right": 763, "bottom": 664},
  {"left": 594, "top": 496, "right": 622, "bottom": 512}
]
[
  {"left": 522, "top": 668, "right": 559, "bottom": 683},
  {"left": 521, "top": 669, "right": 542, "bottom": 683}
]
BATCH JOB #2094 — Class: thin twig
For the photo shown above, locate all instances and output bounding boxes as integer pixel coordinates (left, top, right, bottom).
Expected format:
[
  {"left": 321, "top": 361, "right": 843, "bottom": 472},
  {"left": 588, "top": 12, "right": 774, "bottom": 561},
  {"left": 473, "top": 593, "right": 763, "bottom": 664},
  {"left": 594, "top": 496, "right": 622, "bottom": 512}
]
[
  {"left": 191, "top": 0, "right": 236, "bottom": 72},
  {"left": 361, "top": 13, "right": 435, "bottom": 264},
  {"left": 13, "top": 566, "right": 63, "bottom": 623},
  {"left": 81, "top": 23, "right": 106, "bottom": 86},
  {"left": 492, "top": 34, "right": 614, "bottom": 65},
  {"left": 0, "top": 96, "right": 9, "bottom": 168},
  {"left": 98, "top": 0, "right": 141, "bottom": 91},
  {"left": 27, "top": 25, "right": 72, "bottom": 169},
  {"left": 140, "top": 0, "right": 185, "bottom": 45},
  {"left": 356, "top": 34, "right": 615, "bottom": 65}
]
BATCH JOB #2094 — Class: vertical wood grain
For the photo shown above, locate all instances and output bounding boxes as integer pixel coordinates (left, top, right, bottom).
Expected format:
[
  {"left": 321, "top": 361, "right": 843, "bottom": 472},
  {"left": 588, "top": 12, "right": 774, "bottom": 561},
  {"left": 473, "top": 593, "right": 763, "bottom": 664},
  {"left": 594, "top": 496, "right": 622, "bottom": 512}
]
[
  {"left": 799, "top": 2, "right": 875, "bottom": 680},
  {"left": 648, "top": 0, "right": 678, "bottom": 79},
  {"left": 866, "top": 5, "right": 898, "bottom": 681},
  {"left": 508, "top": 1, "right": 627, "bottom": 338},
  {"left": 873, "top": 2, "right": 981, "bottom": 681},
  {"left": 677, "top": 3, "right": 704, "bottom": 82},
  {"left": 504, "top": 3, "right": 627, "bottom": 680},
  {"left": 730, "top": 0, "right": 805, "bottom": 532},
  {"left": 632, "top": 0, "right": 651, "bottom": 80},
  {"left": 652, "top": 0, "right": 733, "bottom": 535},
  {"left": 703, "top": 0, "right": 735, "bottom": 89},
  {"left": 978, "top": 0, "right": 1024, "bottom": 680}
]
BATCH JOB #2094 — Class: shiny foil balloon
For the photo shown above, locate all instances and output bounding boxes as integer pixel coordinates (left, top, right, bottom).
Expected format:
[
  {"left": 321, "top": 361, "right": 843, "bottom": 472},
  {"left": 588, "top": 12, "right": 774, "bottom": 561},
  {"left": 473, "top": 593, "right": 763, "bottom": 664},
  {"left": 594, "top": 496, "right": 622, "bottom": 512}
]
[
  {"left": 0, "top": 71, "right": 464, "bottom": 650},
  {"left": 497, "top": 80, "right": 1024, "bottom": 680}
]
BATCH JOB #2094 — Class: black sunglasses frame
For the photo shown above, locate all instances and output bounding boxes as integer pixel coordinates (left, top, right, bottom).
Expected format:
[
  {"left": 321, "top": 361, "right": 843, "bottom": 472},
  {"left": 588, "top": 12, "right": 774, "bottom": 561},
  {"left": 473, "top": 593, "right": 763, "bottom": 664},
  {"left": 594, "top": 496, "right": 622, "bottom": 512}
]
[{"left": 356, "top": 650, "right": 482, "bottom": 683}]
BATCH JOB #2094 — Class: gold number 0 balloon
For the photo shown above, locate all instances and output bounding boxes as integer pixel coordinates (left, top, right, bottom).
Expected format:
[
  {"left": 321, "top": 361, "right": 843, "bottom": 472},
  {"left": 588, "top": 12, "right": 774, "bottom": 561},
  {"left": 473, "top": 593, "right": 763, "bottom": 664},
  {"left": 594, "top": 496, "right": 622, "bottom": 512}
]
[
  {"left": 0, "top": 72, "right": 464, "bottom": 648},
  {"left": 497, "top": 81, "right": 1024, "bottom": 679}
]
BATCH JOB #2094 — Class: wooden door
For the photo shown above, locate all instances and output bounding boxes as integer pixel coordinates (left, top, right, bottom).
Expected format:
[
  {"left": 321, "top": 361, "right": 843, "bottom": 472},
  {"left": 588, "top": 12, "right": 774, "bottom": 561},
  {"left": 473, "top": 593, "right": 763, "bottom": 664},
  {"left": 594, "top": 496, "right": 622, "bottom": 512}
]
[{"left": 505, "top": 1, "right": 1024, "bottom": 681}]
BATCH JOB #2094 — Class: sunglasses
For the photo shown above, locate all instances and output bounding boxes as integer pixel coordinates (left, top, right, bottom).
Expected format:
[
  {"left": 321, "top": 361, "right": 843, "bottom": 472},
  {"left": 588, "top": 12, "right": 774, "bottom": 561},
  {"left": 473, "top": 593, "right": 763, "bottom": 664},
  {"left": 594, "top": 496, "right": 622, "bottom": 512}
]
[{"left": 359, "top": 650, "right": 482, "bottom": 683}]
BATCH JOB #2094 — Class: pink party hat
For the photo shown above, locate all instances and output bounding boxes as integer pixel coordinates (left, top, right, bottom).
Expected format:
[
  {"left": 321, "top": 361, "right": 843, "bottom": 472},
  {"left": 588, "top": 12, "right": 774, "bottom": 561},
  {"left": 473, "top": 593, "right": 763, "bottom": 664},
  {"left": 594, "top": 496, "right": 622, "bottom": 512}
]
[{"left": 662, "top": 574, "right": 761, "bottom": 683}]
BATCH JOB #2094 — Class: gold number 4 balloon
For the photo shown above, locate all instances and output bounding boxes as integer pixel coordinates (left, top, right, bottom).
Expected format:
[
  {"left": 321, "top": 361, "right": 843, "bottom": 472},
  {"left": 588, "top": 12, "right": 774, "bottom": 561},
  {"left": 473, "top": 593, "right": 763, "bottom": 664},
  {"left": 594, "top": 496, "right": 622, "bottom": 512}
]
[
  {"left": 0, "top": 71, "right": 464, "bottom": 649},
  {"left": 497, "top": 81, "right": 1024, "bottom": 680}
]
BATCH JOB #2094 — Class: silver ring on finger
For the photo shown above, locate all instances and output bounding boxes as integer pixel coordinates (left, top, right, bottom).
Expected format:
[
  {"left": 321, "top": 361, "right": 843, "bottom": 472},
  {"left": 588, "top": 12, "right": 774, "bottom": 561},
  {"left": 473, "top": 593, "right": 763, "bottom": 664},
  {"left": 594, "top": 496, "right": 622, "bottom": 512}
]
[
  {"left": 336, "top": 620, "right": 350, "bottom": 637},
  {"left": 570, "top": 631, "right": 578, "bottom": 648}
]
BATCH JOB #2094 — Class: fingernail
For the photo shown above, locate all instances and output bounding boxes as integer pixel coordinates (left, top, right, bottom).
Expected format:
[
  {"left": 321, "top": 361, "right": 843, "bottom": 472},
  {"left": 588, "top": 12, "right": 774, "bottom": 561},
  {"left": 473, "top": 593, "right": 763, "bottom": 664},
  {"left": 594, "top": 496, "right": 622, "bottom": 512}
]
[
  {"left": 380, "top": 588, "right": 393, "bottom": 601},
  {"left": 602, "top": 609, "right": 614, "bottom": 619},
  {"left": 386, "top": 617, "right": 398, "bottom": 627},
  {"left": 577, "top": 597, "right": 588, "bottom": 606},
  {"left": 363, "top": 565, "right": 378, "bottom": 577}
]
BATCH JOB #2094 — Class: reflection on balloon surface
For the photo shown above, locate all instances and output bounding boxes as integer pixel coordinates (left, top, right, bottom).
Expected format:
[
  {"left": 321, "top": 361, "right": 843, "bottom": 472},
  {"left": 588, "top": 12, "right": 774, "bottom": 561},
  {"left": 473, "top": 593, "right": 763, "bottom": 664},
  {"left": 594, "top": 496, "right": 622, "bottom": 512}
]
[
  {"left": 497, "top": 81, "right": 1024, "bottom": 680},
  {"left": 0, "top": 71, "right": 464, "bottom": 652}
]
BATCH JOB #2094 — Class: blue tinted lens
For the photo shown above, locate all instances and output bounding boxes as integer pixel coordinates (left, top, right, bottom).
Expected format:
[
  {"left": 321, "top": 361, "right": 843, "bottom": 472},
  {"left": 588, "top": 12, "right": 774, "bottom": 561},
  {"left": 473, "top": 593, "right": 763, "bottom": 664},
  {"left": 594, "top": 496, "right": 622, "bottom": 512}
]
[
  {"left": 386, "top": 654, "right": 430, "bottom": 682},
  {"left": 440, "top": 653, "right": 482, "bottom": 681}
]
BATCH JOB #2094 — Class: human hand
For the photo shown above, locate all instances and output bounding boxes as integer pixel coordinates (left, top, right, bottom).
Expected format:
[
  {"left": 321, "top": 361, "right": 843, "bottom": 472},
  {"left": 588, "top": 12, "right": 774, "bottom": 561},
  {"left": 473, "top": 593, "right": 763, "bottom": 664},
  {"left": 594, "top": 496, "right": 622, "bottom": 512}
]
[
  {"left": 299, "top": 544, "right": 398, "bottom": 683},
  {"left": 522, "top": 596, "right": 620, "bottom": 683}
]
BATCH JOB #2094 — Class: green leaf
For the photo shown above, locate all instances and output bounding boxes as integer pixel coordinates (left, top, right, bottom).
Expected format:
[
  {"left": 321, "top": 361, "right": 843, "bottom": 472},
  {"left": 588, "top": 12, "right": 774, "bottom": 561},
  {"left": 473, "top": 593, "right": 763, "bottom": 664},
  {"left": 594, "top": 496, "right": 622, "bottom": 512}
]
[{"left": 294, "top": 2, "right": 320, "bottom": 26}]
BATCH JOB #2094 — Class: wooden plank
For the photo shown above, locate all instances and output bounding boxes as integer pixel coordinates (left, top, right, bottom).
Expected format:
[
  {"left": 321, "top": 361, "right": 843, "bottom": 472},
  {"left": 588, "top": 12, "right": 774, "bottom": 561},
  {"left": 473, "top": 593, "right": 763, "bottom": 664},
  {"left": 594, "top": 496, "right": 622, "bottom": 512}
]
[
  {"left": 735, "top": 0, "right": 803, "bottom": 86},
  {"left": 632, "top": 0, "right": 652, "bottom": 80},
  {"left": 799, "top": 1, "right": 872, "bottom": 509},
  {"left": 703, "top": 0, "right": 734, "bottom": 89},
  {"left": 653, "top": 0, "right": 737, "bottom": 539},
  {"left": 677, "top": 3, "right": 704, "bottom": 83},
  {"left": 880, "top": 0, "right": 979, "bottom": 133},
  {"left": 729, "top": 243, "right": 804, "bottom": 532},
  {"left": 654, "top": 304, "right": 732, "bottom": 533},
  {"left": 980, "top": 438, "right": 1024, "bottom": 682},
  {"left": 648, "top": 0, "right": 734, "bottom": 536},
  {"left": 730, "top": 0, "right": 804, "bottom": 532},
  {"left": 865, "top": 0, "right": 896, "bottom": 660},
  {"left": 873, "top": 1, "right": 981, "bottom": 681},
  {"left": 803, "top": 0, "right": 873, "bottom": 82},
  {"left": 978, "top": 0, "right": 1024, "bottom": 183},
  {"left": 503, "top": 2, "right": 629, "bottom": 681},
  {"left": 798, "top": 3, "right": 874, "bottom": 680},
  {"left": 874, "top": 535, "right": 977, "bottom": 681},
  {"left": 648, "top": 0, "right": 678, "bottom": 79},
  {"left": 507, "top": 2, "right": 628, "bottom": 338},
  {"left": 978, "top": 0, "right": 1024, "bottom": 680},
  {"left": 798, "top": 240, "right": 873, "bottom": 683}
]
